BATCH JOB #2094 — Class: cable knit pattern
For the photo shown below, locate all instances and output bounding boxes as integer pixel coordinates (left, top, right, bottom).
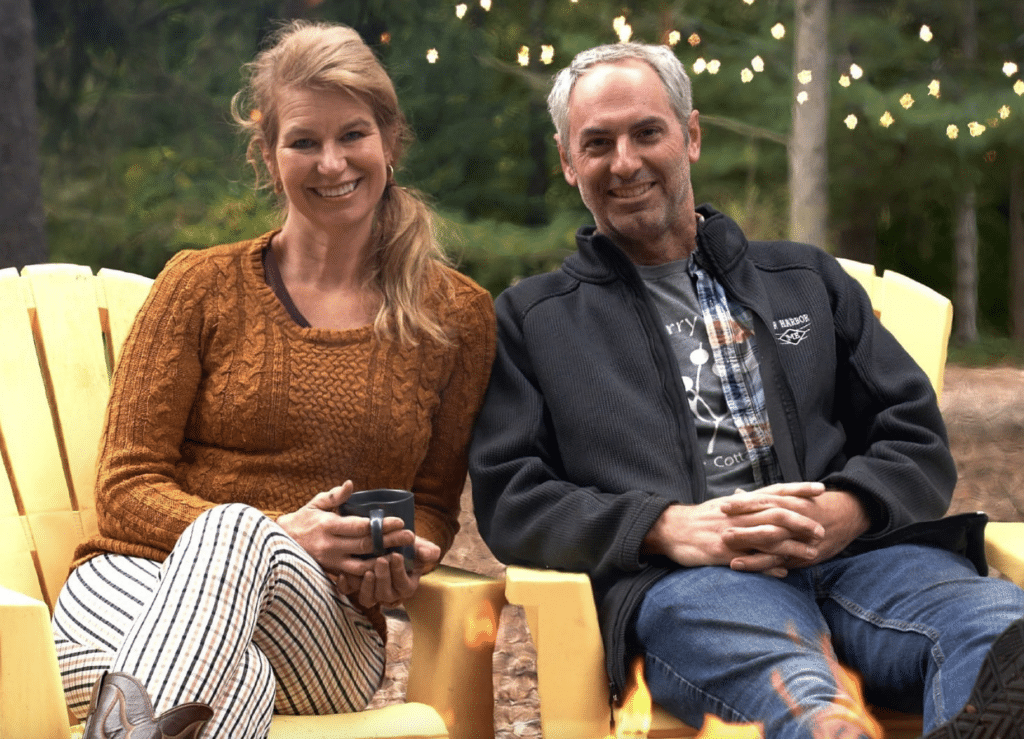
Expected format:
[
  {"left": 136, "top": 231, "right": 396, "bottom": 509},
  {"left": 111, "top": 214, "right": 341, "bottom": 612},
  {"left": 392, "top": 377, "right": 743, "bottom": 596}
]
[{"left": 75, "top": 231, "right": 496, "bottom": 572}]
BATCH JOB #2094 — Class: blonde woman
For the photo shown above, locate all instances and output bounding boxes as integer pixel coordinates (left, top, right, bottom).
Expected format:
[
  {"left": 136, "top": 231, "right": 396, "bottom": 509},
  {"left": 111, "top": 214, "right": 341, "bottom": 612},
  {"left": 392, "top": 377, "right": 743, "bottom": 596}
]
[{"left": 51, "top": 21, "right": 495, "bottom": 739}]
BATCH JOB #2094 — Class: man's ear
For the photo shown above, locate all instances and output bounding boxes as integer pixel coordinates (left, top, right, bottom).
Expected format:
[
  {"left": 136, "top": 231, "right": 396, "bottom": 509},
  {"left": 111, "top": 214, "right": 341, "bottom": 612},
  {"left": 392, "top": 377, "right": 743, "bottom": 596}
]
[{"left": 554, "top": 133, "right": 578, "bottom": 188}]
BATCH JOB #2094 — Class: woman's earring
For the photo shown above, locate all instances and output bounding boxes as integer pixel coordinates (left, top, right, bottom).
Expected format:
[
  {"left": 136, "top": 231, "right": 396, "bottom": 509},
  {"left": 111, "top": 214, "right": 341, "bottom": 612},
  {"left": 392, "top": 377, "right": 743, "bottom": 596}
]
[{"left": 387, "top": 164, "right": 395, "bottom": 182}]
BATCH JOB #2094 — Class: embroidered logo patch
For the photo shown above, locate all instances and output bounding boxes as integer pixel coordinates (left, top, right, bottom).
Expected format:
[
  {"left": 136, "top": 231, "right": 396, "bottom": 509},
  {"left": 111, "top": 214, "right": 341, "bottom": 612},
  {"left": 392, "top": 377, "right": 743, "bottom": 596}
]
[{"left": 773, "top": 314, "right": 811, "bottom": 345}]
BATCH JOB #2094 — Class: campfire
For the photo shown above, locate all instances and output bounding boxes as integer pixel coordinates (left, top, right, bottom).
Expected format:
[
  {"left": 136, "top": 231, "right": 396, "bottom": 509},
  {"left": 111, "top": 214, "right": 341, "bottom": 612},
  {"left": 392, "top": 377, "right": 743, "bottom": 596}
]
[{"left": 610, "top": 625, "right": 883, "bottom": 739}]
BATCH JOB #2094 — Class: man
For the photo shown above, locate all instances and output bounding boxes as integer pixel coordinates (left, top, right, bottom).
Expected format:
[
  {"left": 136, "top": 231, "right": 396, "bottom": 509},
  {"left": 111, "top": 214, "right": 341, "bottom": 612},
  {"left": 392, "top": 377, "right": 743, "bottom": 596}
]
[{"left": 469, "top": 41, "right": 1024, "bottom": 739}]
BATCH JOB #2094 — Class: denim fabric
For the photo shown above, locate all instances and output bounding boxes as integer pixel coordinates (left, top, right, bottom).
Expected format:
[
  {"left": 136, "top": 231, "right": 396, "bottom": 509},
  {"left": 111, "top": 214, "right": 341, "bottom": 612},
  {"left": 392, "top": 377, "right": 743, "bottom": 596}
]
[{"left": 634, "top": 544, "right": 1024, "bottom": 738}]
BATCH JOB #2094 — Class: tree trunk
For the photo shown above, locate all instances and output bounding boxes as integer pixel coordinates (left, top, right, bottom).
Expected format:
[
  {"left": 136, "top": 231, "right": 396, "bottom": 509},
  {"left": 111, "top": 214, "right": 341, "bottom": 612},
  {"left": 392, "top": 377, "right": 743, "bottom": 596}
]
[
  {"left": 952, "top": 0, "right": 979, "bottom": 344},
  {"left": 0, "top": 0, "right": 47, "bottom": 269},
  {"left": 788, "top": 0, "right": 830, "bottom": 250},
  {"left": 953, "top": 186, "right": 979, "bottom": 344},
  {"left": 1011, "top": 156, "right": 1024, "bottom": 343}
]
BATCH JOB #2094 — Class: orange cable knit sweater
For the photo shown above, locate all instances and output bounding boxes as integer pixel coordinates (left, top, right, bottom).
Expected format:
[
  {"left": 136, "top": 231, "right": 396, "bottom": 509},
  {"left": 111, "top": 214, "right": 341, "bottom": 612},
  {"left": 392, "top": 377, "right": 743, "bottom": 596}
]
[{"left": 74, "top": 233, "right": 496, "bottom": 585}]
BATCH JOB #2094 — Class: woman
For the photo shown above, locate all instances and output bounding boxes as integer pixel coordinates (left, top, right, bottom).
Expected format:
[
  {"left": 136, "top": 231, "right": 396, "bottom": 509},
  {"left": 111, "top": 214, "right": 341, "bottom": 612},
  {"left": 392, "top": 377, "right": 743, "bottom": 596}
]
[{"left": 51, "top": 20, "right": 496, "bottom": 739}]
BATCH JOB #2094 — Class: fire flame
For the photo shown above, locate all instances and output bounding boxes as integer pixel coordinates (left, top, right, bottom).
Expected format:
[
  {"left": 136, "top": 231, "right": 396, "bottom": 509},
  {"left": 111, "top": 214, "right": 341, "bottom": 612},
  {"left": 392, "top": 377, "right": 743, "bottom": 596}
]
[
  {"left": 463, "top": 599, "right": 497, "bottom": 649},
  {"left": 612, "top": 657, "right": 763, "bottom": 739},
  {"left": 615, "top": 657, "right": 653, "bottom": 738},
  {"left": 771, "top": 630, "right": 883, "bottom": 739},
  {"left": 695, "top": 715, "right": 763, "bottom": 738}
]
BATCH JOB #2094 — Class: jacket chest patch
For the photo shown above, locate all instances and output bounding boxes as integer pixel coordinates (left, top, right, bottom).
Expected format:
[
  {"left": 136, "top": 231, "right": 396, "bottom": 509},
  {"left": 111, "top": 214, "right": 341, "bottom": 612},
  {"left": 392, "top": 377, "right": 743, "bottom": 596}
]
[{"left": 773, "top": 314, "right": 811, "bottom": 345}]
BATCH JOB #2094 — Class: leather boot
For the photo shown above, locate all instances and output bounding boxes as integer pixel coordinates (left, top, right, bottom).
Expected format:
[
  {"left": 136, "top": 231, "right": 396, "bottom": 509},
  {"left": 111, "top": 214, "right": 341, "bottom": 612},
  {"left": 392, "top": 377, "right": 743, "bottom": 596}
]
[{"left": 81, "top": 671, "right": 214, "bottom": 739}]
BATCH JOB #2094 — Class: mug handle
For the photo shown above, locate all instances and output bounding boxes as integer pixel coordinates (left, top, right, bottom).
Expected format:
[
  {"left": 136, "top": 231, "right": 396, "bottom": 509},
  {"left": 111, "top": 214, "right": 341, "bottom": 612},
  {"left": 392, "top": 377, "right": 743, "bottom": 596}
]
[{"left": 369, "top": 508, "right": 385, "bottom": 558}]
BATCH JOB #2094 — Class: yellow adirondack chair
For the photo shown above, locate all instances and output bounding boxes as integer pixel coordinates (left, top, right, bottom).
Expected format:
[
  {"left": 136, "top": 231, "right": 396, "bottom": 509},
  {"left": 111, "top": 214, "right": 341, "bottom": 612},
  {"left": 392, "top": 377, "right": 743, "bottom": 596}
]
[
  {"left": 504, "top": 259, "right": 1024, "bottom": 739},
  {"left": 0, "top": 264, "right": 507, "bottom": 739}
]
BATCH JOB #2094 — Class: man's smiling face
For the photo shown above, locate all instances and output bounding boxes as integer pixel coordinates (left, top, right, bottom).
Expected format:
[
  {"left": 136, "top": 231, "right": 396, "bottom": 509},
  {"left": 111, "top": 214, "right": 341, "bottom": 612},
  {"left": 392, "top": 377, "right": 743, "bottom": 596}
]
[{"left": 557, "top": 59, "right": 702, "bottom": 264}]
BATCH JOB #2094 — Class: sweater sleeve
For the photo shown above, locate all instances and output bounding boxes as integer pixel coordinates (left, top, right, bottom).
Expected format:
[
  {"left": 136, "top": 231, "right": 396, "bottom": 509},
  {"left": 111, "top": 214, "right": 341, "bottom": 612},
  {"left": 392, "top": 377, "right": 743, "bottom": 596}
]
[
  {"left": 410, "top": 281, "right": 496, "bottom": 560},
  {"left": 91, "top": 250, "right": 220, "bottom": 556}
]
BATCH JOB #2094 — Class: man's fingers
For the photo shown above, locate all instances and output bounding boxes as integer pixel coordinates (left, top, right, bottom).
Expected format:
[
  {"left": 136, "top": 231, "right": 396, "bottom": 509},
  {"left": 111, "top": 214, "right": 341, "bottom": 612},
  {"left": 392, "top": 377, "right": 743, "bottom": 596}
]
[{"left": 723, "top": 525, "right": 819, "bottom": 561}]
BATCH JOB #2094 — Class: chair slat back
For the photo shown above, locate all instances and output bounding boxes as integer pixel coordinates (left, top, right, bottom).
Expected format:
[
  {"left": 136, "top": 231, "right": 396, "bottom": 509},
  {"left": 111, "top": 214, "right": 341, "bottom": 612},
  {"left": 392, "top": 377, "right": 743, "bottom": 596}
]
[
  {"left": 0, "top": 265, "right": 153, "bottom": 610},
  {"left": 837, "top": 258, "right": 952, "bottom": 402}
]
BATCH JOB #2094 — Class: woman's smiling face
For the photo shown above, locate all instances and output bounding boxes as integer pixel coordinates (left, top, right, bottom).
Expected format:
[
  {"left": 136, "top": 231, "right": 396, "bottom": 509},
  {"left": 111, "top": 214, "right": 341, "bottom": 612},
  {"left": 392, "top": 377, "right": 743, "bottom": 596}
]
[{"left": 267, "top": 85, "right": 391, "bottom": 246}]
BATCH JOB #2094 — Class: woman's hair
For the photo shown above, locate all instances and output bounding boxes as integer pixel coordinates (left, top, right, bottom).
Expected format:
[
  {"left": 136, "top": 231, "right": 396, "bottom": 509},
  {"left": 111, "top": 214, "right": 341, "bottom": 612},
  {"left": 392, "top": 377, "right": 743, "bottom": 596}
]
[
  {"left": 231, "top": 20, "right": 449, "bottom": 345},
  {"left": 547, "top": 42, "right": 693, "bottom": 151}
]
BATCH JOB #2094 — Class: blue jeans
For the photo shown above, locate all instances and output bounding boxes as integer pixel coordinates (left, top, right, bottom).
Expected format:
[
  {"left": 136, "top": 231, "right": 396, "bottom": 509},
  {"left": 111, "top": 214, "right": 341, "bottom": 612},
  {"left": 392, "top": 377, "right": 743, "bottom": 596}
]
[{"left": 634, "top": 544, "right": 1024, "bottom": 738}]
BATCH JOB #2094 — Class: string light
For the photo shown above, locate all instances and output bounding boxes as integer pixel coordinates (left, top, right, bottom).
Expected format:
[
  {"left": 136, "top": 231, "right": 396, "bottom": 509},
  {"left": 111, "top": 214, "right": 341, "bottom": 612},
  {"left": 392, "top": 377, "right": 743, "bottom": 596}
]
[
  {"left": 517, "top": 45, "right": 530, "bottom": 66},
  {"left": 613, "top": 16, "right": 633, "bottom": 42},
  {"left": 999, "top": 105, "right": 1011, "bottom": 119},
  {"left": 797, "top": 69, "right": 813, "bottom": 84},
  {"left": 667, "top": 30, "right": 681, "bottom": 46},
  {"left": 947, "top": 124, "right": 959, "bottom": 139},
  {"left": 693, "top": 58, "right": 707, "bottom": 74},
  {"left": 968, "top": 121, "right": 986, "bottom": 136},
  {"left": 688, "top": 32, "right": 701, "bottom": 47},
  {"left": 541, "top": 44, "right": 555, "bottom": 65},
  {"left": 751, "top": 56, "right": 765, "bottom": 72},
  {"left": 455, "top": 3, "right": 467, "bottom": 19},
  {"left": 1015, "top": 80, "right": 1024, "bottom": 95},
  {"left": 880, "top": 111, "right": 894, "bottom": 127},
  {"left": 900, "top": 93, "right": 914, "bottom": 109},
  {"left": 771, "top": 23, "right": 785, "bottom": 40},
  {"left": 1003, "top": 62, "right": 1019, "bottom": 77},
  {"left": 741, "top": 68, "right": 754, "bottom": 83},
  {"left": 849, "top": 63, "right": 864, "bottom": 79},
  {"left": 919, "top": 25, "right": 933, "bottom": 42},
  {"left": 928, "top": 79, "right": 941, "bottom": 97},
  {"left": 796, "top": 91, "right": 809, "bottom": 104},
  {"left": 426, "top": 48, "right": 439, "bottom": 63},
  {"left": 479, "top": 0, "right": 491, "bottom": 9},
  {"left": 844, "top": 114, "right": 858, "bottom": 129},
  {"left": 707, "top": 59, "right": 721, "bottom": 74}
]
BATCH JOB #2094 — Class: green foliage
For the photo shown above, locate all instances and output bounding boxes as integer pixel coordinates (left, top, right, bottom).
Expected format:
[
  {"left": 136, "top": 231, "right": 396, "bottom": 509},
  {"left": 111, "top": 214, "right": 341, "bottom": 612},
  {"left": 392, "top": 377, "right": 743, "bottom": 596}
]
[
  {"left": 438, "top": 209, "right": 579, "bottom": 296},
  {"left": 29, "top": 0, "right": 1024, "bottom": 346},
  {"left": 948, "top": 334, "right": 1024, "bottom": 367}
]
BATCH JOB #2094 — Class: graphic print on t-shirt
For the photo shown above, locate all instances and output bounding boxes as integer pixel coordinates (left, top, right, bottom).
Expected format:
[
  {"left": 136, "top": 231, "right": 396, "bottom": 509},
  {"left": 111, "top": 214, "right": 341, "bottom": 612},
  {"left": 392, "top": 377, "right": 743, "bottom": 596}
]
[{"left": 640, "top": 259, "right": 756, "bottom": 497}]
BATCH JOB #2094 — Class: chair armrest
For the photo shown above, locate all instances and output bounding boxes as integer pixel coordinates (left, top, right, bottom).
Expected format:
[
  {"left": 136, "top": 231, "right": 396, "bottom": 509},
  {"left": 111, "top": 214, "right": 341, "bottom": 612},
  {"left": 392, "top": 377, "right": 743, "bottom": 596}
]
[
  {"left": 404, "top": 565, "right": 506, "bottom": 739},
  {"left": 0, "top": 585, "right": 72, "bottom": 739},
  {"left": 985, "top": 522, "right": 1024, "bottom": 586},
  {"left": 504, "top": 566, "right": 611, "bottom": 738}
]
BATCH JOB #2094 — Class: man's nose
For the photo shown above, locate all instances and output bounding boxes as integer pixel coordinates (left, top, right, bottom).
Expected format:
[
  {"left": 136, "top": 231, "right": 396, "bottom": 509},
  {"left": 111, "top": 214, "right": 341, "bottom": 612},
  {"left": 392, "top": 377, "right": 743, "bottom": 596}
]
[{"left": 610, "top": 138, "right": 641, "bottom": 178}]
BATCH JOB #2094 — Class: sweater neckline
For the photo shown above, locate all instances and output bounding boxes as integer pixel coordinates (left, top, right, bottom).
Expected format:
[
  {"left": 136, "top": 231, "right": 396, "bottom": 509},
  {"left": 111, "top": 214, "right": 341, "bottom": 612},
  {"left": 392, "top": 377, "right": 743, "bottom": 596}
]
[{"left": 243, "top": 231, "right": 377, "bottom": 345}]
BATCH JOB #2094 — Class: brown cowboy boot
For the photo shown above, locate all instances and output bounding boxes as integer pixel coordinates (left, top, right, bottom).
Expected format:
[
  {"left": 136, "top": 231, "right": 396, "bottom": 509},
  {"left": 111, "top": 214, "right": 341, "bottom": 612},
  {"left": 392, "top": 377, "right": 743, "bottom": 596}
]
[{"left": 81, "top": 672, "right": 214, "bottom": 739}]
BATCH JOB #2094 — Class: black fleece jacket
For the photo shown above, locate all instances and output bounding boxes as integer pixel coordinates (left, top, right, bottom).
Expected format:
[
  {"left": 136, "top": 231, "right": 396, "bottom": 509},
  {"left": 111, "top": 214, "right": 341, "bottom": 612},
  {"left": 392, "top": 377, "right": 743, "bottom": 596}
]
[{"left": 470, "top": 205, "right": 980, "bottom": 700}]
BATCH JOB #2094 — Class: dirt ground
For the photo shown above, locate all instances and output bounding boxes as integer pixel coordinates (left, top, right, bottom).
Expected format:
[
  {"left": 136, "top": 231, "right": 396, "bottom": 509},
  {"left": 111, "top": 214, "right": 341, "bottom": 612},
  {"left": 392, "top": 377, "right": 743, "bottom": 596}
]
[{"left": 367, "top": 364, "right": 1024, "bottom": 738}]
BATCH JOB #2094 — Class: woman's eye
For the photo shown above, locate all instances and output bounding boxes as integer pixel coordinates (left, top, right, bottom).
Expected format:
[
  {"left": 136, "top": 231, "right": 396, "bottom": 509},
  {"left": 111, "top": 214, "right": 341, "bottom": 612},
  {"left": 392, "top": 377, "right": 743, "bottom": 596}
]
[
  {"left": 341, "top": 130, "right": 366, "bottom": 142},
  {"left": 290, "top": 138, "right": 316, "bottom": 150}
]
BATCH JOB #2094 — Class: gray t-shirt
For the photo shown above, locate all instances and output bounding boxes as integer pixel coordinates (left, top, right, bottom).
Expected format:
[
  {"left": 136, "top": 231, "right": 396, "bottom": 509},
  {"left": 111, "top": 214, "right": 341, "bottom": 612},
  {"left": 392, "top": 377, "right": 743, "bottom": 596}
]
[{"left": 637, "top": 258, "right": 757, "bottom": 498}]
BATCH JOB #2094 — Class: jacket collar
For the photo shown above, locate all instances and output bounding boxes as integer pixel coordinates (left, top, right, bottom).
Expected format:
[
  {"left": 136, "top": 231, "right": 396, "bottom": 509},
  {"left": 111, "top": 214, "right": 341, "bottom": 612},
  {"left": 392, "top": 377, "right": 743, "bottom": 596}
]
[{"left": 563, "top": 203, "right": 750, "bottom": 283}]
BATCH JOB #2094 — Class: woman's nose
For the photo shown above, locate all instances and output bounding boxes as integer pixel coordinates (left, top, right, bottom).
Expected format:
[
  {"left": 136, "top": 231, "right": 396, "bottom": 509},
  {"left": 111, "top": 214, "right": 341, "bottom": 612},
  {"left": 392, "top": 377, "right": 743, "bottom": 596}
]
[{"left": 318, "top": 142, "right": 346, "bottom": 174}]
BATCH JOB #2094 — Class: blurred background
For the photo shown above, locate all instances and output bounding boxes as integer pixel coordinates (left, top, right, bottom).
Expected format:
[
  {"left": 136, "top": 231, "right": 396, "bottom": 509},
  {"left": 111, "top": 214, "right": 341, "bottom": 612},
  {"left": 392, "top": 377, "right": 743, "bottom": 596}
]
[{"left": 3, "top": 0, "right": 1023, "bottom": 361}]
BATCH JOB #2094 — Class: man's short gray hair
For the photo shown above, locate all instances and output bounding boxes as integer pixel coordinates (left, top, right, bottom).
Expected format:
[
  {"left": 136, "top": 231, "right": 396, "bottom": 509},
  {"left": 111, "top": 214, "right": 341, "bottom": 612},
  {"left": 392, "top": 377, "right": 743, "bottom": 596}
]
[{"left": 547, "top": 42, "right": 693, "bottom": 146}]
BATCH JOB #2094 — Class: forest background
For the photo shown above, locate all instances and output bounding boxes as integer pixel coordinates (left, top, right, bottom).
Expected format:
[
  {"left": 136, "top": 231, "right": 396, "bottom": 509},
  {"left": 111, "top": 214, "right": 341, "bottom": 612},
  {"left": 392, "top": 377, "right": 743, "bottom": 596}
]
[{"left": 3, "top": 0, "right": 1024, "bottom": 361}]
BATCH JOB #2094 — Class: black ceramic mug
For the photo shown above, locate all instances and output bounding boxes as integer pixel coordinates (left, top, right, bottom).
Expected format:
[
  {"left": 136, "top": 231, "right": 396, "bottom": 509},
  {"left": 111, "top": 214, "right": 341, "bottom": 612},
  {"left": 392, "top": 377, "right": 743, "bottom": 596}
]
[{"left": 338, "top": 489, "right": 416, "bottom": 571}]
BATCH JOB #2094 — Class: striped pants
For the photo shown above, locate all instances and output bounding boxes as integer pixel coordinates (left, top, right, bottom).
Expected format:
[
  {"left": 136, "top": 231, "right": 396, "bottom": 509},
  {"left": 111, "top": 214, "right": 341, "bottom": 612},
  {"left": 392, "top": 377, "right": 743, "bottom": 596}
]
[{"left": 52, "top": 503, "right": 385, "bottom": 738}]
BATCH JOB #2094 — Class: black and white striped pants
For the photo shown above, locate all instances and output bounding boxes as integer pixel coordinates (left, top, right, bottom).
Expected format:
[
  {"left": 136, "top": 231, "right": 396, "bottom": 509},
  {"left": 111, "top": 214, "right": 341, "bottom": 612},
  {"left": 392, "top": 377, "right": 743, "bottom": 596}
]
[{"left": 52, "top": 503, "right": 385, "bottom": 738}]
